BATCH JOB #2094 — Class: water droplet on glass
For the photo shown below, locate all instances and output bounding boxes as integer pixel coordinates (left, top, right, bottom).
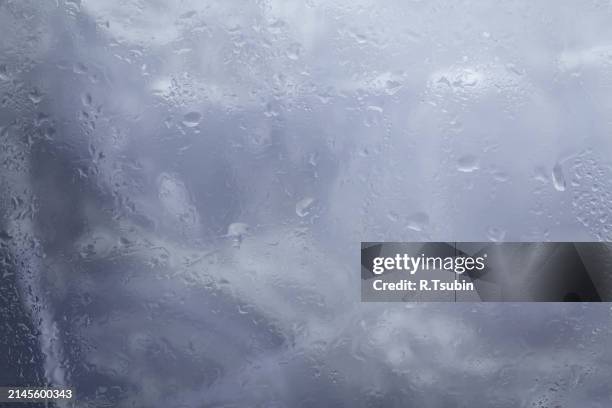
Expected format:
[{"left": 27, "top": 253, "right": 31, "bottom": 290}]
[
  {"left": 533, "top": 166, "right": 549, "bottom": 183},
  {"left": 384, "top": 79, "right": 403, "bottom": 95},
  {"left": 491, "top": 169, "right": 509, "bottom": 182},
  {"left": 552, "top": 163, "right": 566, "bottom": 192},
  {"left": 227, "top": 222, "right": 250, "bottom": 238},
  {"left": 182, "top": 111, "right": 202, "bottom": 127},
  {"left": 0, "top": 230, "right": 12, "bottom": 241},
  {"left": 296, "top": 197, "right": 315, "bottom": 217},
  {"left": 179, "top": 10, "right": 197, "bottom": 19},
  {"left": 286, "top": 43, "right": 302, "bottom": 60},
  {"left": 81, "top": 93, "right": 93, "bottom": 106},
  {"left": 226, "top": 222, "right": 250, "bottom": 247},
  {"left": 0, "top": 64, "right": 9, "bottom": 81},
  {"left": 457, "top": 155, "right": 479, "bottom": 172},
  {"left": 386, "top": 211, "right": 399, "bottom": 222},
  {"left": 487, "top": 226, "right": 506, "bottom": 242},
  {"left": 406, "top": 212, "right": 429, "bottom": 232},
  {"left": 28, "top": 89, "right": 43, "bottom": 104},
  {"left": 454, "top": 69, "right": 480, "bottom": 88},
  {"left": 66, "top": 0, "right": 81, "bottom": 11},
  {"left": 73, "top": 62, "right": 88, "bottom": 74},
  {"left": 158, "top": 173, "right": 198, "bottom": 227},
  {"left": 264, "top": 102, "right": 281, "bottom": 118}
]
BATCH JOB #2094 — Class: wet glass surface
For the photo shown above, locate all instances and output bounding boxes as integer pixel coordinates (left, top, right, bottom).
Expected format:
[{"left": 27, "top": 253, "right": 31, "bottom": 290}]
[{"left": 1, "top": 1, "right": 612, "bottom": 406}]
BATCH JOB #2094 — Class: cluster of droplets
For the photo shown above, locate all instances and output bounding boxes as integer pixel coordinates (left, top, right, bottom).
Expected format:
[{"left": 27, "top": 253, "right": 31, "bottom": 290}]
[{"left": 569, "top": 152, "right": 612, "bottom": 241}]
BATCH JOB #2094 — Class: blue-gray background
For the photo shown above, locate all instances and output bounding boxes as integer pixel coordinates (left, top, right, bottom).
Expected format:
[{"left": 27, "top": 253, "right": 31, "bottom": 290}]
[{"left": 1, "top": 0, "right": 612, "bottom": 406}]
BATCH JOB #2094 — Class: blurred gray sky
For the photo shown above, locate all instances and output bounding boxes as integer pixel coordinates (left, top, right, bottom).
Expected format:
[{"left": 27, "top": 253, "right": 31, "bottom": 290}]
[{"left": 1, "top": 0, "right": 612, "bottom": 406}]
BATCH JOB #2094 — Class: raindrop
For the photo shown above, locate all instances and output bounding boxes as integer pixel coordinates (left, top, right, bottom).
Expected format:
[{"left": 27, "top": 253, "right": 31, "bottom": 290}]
[
  {"left": 533, "top": 166, "right": 549, "bottom": 183},
  {"left": 268, "top": 19, "right": 285, "bottom": 28},
  {"left": 552, "top": 162, "right": 566, "bottom": 192},
  {"left": 226, "top": 222, "right": 250, "bottom": 247},
  {"left": 491, "top": 168, "right": 509, "bottom": 182},
  {"left": 0, "top": 64, "right": 9, "bottom": 81},
  {"left": 308, "top": 153, "right": 318, "bottom": 167},
  {"left": 81, "top": 93, "right": 93, "bottom": 106},
  {"left": 296, "top": 197, "right": 315, "bottom": 217},
  {"left": 286, "top": 43, "right": 302, "bottom": 60},
  {"left": 457, "top": 155, "right": 479, "bottom": 172},
  {"left": 487, "top": 226, "right": 506, "bottom": 242},
  {"left": 182, "top": 111, "right": 202, "bottom": 127},
  {"left": 73, "top": 62, "right": 88, "bottom": 74},
  {"left": 506, "top": 63, "right": 524, "bottom": 76},
  {"left": 455, "top": 69, "right": 479, "bottom": 88},
  {"left": 179, "top": 10, "right": 197, "bottom": 19},
  {"left": 28, "top": 89, "right": 43, "bottom": 104},
  {"left": 158, "top": 173, "right": 198, "bottom": 226},
  {"left": 227, "top": 222, "right": 250, "bottom": 238},
  {"left": 78, "top": 234, "right": 113, "bottom": 259},
  {"left": 0, "top": 230, "right": 12, "bottom": 241},
  {"left": 387, "top": 211, "right": 399, "bottom": 222},
  {"left": 65, "top": 0, "right": 81, "bottom": 11},
  {"left": 384, "top": 79, "right": 402, "bottom": 95},
  {"left": 264, "top": 102, "right": 281, "bottom": 118},
  {"left": 406, "top": 212, "right": 429, "bottom": 232}
]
